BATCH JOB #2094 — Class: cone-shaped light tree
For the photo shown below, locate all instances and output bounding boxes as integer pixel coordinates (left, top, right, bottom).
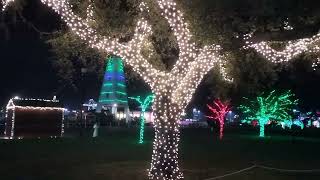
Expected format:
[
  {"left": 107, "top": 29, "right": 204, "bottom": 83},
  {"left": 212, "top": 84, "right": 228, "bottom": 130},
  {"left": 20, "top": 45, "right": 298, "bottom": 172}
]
[
  {"left": 129, "top": 94, "right": 154, "bottom": 144},
  {"left": 206, "top": 99, "right": 231, "bottom": 139},
  {"left": 2, "top": 0, "right": 232, "bottom": 179},
  {"left": 239, "top": 90, "right": 298, "bottom": 137}
]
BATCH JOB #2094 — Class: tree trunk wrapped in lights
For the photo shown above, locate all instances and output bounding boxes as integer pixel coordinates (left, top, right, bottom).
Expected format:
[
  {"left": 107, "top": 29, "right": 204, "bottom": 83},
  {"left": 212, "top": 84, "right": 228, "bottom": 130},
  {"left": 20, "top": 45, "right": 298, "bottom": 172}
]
[
  {"left": 206, "top": 99, "right": 231, "bottom": 139},
  {"left": 2, "top": 0, "right": 232, "bottom": 179},
  {"left": 239, "top": 90, "right": 298, "bottom": 137},
  {"left": 149, "top": 94, "right": 183, "bottom": 179}
]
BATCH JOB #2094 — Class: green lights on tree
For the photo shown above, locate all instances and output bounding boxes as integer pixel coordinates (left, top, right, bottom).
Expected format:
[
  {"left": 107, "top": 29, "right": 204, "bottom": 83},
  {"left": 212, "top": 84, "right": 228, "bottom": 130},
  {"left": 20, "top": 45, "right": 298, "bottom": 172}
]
[
  {"left": 281, "top": 119, "right": 293, "bottom": 129},
  {"left": 129, "top": 94, "right": 155, "bottom": 144},
  {"left": 293, "top": 120, "right": 304, "bottom": 130},
  {"left": 240, "top": 90, "right": 298, "bottom": 137}
]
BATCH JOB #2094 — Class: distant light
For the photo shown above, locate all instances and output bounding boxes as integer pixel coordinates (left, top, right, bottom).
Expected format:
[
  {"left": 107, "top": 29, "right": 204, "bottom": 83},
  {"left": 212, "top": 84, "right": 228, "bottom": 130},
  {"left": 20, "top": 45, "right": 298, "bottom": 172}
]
[
  {"left": 113, "top": 104, "right": 117, "bottom": 107},
  {"left": 14, "top": 96, "right": 20, "bottom": 100}
]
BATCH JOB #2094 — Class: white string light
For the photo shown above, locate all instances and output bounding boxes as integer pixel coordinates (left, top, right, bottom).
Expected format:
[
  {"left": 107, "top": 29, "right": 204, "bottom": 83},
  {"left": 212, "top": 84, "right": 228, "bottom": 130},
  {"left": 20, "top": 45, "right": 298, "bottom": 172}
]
[
  {"left": 312, "top": 57, "right": 320, "bottom": 71},
  {"left": 1, "top": 0, "right": 14, "bottom": 11},
  {"left": 283, "top": 18, "right": 294, "bottom": 31},
  {"left": 5, "top": 97, "right": 65, "bottom": 139},
  {"left": 2, "top": 1, "right": 231, "bottom": 179},
  {"left": 86, "top": 0, "right": 94, "bottom": 22},
  {"left": 244, "top": 31, "right": 320, "bottom": 63}
]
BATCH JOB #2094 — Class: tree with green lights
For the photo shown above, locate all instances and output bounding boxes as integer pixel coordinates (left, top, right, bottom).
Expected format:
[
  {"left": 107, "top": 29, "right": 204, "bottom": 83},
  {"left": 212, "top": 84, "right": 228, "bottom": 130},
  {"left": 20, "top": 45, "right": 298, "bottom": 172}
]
[
  {"left": 129, "top": 94, "right": 154, "bottom": 144},
  {"left": 280, "top": 119, "right": 293, "bottom": 129},
  {"left": 239, "top": 90, "right": 298, "bottom": 137}
]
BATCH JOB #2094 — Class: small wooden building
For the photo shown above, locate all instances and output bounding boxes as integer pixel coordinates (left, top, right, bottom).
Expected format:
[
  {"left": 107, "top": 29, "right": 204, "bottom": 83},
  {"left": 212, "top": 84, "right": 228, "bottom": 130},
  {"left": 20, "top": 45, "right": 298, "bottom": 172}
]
[{"left": 4, "top": 97, "right": 64, "bottom": 138}]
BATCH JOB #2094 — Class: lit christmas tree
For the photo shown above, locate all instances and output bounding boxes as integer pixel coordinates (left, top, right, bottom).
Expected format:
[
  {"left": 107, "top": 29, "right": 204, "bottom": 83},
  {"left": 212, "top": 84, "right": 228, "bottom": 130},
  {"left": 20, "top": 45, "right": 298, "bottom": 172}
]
[
  {"left": 206, "top": 99, "right": 231, "bottom": 139},
  {"left": 128, "top": 94, "right": 154, "bottom": 144},
  {"left": 240, "top": 90, "right": 298, "bottom": 137},
  {"left": 97, "top": 56, "right": 129, "bottom": 120}
]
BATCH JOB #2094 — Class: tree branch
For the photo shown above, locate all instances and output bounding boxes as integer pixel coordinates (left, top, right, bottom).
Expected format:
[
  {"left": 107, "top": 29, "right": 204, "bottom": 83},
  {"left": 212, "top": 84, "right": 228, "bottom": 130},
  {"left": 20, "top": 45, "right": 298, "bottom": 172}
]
[
  {"left": 243, "top": 29, "right": 320, "bottom": 63},
  {"left": 155, "top": 0, "right": 197, "bottom": 81},
  {"left": 171, "top": 45, "right": 224, "bottom": 108},
  {"left": 35, "top": 0, "right": 163, "bottom": 89}
]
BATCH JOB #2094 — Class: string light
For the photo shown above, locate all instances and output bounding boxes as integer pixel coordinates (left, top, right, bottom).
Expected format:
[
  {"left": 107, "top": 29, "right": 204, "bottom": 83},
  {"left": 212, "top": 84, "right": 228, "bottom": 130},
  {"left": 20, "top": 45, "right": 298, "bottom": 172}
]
[
  {"left": 280, "top": 120, "right": 293, "bottom": 129},
  {"left": 98, "top": 57, "right": 128, "bottom": 106},
  {"left": 239, "top": 90, "right": 298, "bottom": 137},
  {"left": 2, "top": 1, "right": 231, "bottom": 179},
  {"left": 313, "top": 120, "right": 320, "bottom": 128},
  {"left": 1, "top": 0, "right": 14, "bottom": 11},
  {"left": 206, "top": 99, "right": 231, "bottom": 139},
  {"left": 5, "top": 97, "right": 65, "bottom": 139},
  {"left": 283, "top": 18, "right": 294, "bottom": 31},
  {"left": 293, "top": 120, "right": 304, "bottom": 130},
  {"left": 243, "top": 30, "right": 320, "bottom": 64},
  {"left": 86, "top": 0, "right": 94, "bottom": 22},
  {"left": 128, "top": 94, "right": 154, "bottom": 144},
  {"left": 312, "top": 58, "right": 320, "bottom": 71}
]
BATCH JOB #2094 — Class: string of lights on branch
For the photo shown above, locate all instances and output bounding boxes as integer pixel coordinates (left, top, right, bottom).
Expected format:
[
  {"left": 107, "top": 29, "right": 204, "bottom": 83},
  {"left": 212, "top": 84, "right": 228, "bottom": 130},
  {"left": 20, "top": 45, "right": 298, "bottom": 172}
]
[
  {"left": 206, "top": 99, "right": 231, "bottom": 139},
  {"left": 1, "top": 0, "right": 13, "bottom": 11},
  {"left": 312, "top": 57, "right": 320, "bottom": 71},
  {"left": 243, "top": 29, "right": 320, "bottom": 64},
  {"left": 86, "top": 0, "right": 94, "bottom": 22}
]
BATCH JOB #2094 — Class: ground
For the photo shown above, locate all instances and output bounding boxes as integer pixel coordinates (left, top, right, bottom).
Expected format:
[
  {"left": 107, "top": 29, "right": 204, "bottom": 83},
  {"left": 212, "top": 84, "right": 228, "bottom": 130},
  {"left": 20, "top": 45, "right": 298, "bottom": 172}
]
[{"left": 0, "top": 127, "right": 320, "bottom": 180}]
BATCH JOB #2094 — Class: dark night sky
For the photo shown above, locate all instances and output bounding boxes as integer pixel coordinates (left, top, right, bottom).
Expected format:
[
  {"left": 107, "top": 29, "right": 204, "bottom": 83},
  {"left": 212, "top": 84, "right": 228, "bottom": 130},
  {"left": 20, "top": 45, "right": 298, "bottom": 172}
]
[
  {"left": 1, "top": 1, "right": 320, "bottom": 111},
  {"left": 0, "top": 27, "right": 60, "bottom": 106},
  {"left": 0, "top": 1, "right": 70, "bottom": 107}
]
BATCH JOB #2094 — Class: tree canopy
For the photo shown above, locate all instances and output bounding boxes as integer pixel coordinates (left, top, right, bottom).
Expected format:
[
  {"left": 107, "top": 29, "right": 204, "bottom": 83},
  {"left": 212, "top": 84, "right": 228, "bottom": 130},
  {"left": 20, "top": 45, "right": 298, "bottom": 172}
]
[{"left": 1, "top": 0, "right": 320, "bottom": 108}]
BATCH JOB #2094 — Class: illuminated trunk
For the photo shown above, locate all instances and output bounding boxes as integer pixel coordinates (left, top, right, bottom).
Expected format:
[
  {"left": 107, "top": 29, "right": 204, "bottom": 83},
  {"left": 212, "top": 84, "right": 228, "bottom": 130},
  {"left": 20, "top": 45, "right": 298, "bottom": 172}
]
[
  {"left": 259, "top": 117, "right": 268, "bottom": 137},
  {"left": 139, "top": 111, "right": 146, "bottom": 144},
  {"left": 259, "top": 125, "right": 265, "bottom": 137},
  {"left": 219, "top": 121, "right": 224, "bottom": 139},
  {"left": 148, "top": 95, "right": 183, "bottom": 180}
]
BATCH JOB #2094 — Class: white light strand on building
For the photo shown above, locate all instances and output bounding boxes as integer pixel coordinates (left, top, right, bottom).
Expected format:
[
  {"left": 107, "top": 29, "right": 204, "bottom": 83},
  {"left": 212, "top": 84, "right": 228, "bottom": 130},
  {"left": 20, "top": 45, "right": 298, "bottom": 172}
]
[
  {"left": 2, "top": 1, "right": 231, "bottom": 179},
  {"left": 61, "top": 110, "right": 65, "bottom": 136},
  {"left": 5, "top": 97, "right": 65, "bottom": 139}
]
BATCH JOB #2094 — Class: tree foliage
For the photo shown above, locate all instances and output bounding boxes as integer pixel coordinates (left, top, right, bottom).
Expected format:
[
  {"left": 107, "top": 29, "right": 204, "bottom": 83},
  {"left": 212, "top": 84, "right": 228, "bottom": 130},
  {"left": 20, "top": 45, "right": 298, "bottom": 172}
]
[
  {"left": 239, "top": 90, "right": 298, "bottom": 137},
  {"left": 206, "top": 99, "right": 231, "bottom": 139},
  {"left": 45, "top": 0, "right": 320, "bottom": 90},
  {"left": 2, "top": 0, "right": 320, "bottom": 106}
]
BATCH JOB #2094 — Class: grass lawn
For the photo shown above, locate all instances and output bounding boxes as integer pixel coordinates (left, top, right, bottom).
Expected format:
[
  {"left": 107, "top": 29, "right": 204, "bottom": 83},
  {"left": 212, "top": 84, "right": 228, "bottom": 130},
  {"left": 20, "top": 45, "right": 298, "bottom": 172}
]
[{"left": 0, "top": 127, "right": 320, "bottom": 180}]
